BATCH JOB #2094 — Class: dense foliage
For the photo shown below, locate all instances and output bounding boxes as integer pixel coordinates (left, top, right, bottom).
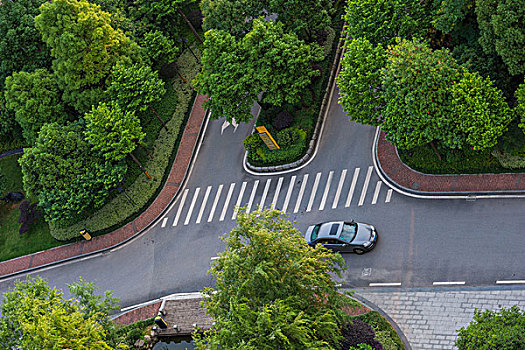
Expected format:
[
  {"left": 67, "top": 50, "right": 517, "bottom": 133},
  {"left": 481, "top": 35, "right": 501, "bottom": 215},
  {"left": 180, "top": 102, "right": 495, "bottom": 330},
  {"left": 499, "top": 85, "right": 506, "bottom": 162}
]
[
  {"left": 337, "top": 38, "right": 386, "bottom": 126},
  {"left": 195, "top": 209, "right": 352, "bottom": 349},
  {"left": 195, "top": 18, "right": 323, "bottom": 123},
  {"left": 4, "top": 69, "right": 66, "bottom": 144},
  {"left": 456, "top": 306, "right": 525, "bottom": 350},
  {"left": 18, "top": 122, "right": 126, "bottom": 225},
  {"left": 0, "top": 0, "right": 52, "bottom": 90},
  {"left": 0, "top": 276, "right": 123, "bottom": 349},
  {"left": 340, "top": 319, "right": 382, "bottom": 350}
]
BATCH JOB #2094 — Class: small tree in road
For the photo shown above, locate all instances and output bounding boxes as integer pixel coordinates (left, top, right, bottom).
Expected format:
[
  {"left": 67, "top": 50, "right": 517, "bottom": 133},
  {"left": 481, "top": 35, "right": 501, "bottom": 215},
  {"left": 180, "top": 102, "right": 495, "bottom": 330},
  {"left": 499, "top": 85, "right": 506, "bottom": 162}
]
[
  {"left": 195, "top": 208, "right": 352, "bottom": 349},
  {"left": 456, "top": 305, "right": 525, "bottom": 350}
]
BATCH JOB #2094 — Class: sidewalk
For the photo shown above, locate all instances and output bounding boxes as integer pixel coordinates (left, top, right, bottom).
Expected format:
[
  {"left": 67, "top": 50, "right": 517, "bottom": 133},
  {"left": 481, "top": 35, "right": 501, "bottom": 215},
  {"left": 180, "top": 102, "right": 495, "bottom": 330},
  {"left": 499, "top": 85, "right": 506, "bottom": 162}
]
[
  {"left": 375, "top": 129, "right": 525, "bottom": 195},
  {"left": 354, "top": 286, "right": 525, "bottom": 350},
  {"left": 0, "top": 95, "right": 208, "bottom": 277}
]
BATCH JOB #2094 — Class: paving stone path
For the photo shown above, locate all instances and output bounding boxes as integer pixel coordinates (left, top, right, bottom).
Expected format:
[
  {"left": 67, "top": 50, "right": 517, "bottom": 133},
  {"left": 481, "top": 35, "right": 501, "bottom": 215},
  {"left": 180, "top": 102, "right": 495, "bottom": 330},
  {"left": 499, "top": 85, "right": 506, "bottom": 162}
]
[{"left": 354, "top": 286, "right": 525, "bottom": 350}]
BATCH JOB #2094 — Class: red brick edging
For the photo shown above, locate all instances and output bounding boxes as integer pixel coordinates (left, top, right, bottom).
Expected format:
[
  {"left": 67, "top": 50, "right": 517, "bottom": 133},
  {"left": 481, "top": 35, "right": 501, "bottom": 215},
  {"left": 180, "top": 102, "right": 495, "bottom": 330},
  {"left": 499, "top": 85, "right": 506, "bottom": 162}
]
[
  {"left": 376, "top": 130, "right": 525, "bottom": 193},
  {"left": 0, "top": 95, "right": 209, "bottom": 277}
]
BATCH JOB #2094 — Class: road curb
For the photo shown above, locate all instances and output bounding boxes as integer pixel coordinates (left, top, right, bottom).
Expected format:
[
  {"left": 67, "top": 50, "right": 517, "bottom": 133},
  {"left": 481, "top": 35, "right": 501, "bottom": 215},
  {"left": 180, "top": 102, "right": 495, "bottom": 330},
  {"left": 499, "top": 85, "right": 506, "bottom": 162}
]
[
  {"left": 0, "top": 96, "right": 210, "bottom": 280},
  {"left": 242, "top": 25, "right": 345, "bottom": 176},
  {"left": 372, "top": 127, "right": 525, "bottom": 199}
]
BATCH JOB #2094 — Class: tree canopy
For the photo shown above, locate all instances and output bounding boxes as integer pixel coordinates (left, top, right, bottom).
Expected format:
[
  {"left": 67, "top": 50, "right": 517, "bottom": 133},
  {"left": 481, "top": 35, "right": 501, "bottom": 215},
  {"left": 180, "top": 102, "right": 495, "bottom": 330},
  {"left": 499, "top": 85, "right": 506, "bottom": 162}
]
[
  {"left": 4, "top": 69, "right": 66, "bottom": 144},
  {"left": 34, "top": 0, "right": 140, "bottom": 113},
  {"left": 381, "top": 39, "right": 462, "bottom": 150},
  {"left": 337, "top": 38, "right": 386, "bottom": 126},
  {"left": 343, "top": 0, "right": 433, "bottom": 45},
  {"left": 0, "top": 276, "right": 119, "bottom": 350},
  {"left": 107, "top": 62, "right": 166, "bottom": 114},
  {"left": 195, "top": 209, "right": 351, "bottom": 349},
  {"left": 18, "top": 122, "right": 126, "bottom": 224},
  {"left": 85, "top": 103, "right": 145, "bottom": 161},
  {"left": 0, "top": 0, "right": 52, "bottom": 90},
  {"left": 450, "top": 70, "right": 512, "bottom": 150},
  {"left": 475, "top": 0, "right": 525, "bottom": 75},
  {"left": 456, "top": 305, "right": 525, "bottom": 350},
  {"left": 195, "top": 18, "right": 323, "bottom": 122}
]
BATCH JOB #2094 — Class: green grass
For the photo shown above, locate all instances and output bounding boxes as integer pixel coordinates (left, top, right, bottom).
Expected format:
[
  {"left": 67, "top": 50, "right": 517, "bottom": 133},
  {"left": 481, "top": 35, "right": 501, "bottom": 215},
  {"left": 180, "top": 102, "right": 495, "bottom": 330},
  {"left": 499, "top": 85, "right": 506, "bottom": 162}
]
[
  {"left": 0, "top": 155, "right": 59, "bottom": 262},
  {"left": 351, "top": 311, "right": 406, "bottom": 350}
]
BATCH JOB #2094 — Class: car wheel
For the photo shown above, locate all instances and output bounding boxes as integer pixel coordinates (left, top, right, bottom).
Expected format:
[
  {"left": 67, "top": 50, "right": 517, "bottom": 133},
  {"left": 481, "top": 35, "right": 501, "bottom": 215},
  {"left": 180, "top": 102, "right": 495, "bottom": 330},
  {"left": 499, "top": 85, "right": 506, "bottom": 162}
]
[{"left": 353, "top": 248, "right": 365, "bottom": 255}]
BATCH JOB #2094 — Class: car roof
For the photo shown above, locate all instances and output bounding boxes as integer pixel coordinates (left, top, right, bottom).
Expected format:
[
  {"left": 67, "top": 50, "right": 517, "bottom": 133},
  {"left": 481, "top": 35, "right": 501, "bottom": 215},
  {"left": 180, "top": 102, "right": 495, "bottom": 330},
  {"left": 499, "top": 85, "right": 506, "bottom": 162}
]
[{"left": 316, "top": 221, "right": 344, "bottom": 239}]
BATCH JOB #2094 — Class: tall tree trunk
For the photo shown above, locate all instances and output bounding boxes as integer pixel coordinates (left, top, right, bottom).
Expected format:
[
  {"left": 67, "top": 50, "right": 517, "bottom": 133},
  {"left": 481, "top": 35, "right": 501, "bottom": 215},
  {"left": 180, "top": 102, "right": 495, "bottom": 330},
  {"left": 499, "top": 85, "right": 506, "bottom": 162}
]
[
  {"left": 177, "top": 8, "right": 203, "bottom": 44},
  {"left": 148, "top": 105, "right": 168, "bottom": 132},
  {"left": 173, "top": 64, "right": 187, "bottom": 83},
  {"left": 129, "top": 152, "right": 152, "bottom": 180},
  {"left": 429, "top": 140, "right": 442, "bottom": 161}
]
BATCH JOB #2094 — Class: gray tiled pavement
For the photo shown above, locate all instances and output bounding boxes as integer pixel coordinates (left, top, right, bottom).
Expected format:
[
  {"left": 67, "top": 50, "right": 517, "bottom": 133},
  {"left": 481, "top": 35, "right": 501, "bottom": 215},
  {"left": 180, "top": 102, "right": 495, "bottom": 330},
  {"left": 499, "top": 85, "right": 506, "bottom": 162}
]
[{"left": 351, "top": 286, "right": 525, "bottom": 350}]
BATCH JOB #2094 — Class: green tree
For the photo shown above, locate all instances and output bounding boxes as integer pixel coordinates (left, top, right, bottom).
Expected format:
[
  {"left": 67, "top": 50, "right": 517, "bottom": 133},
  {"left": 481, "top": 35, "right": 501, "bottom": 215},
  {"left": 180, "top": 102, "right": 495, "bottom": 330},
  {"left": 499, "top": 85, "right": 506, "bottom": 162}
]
[
  {"left": 137, "top": 0, "right": 203, "bottom": 43},
  {"left": 337, "top": 38, "right": 386, "bottom": 126},
  {"left": 516, "top": 81, "right": 525, "bottom": 133},
  {"left": 450, "top": 70, "right": 512, "bottom": 150},
  {"left": 0, "top": 0, "right": 52, "bottom": 90},
  {"left": 107, "top": 62, "right": 168, "bottom": 130},
  {"left": 194, "top": 18, "right": 323, "bottom": 122},
  {"left": 143, "top": 30, "right": 181, "bottom": 67},
  {"left": 85, "top": 103, "right": 145, "bottom": 161},
  {"left": 381, "top": 39, "right": 462, "bottom": 150},
  {"left": 194, "top": 208, "right": 351, "bottom": 350},
  {"left": 0, "top": 276, "right": 117, "bottom": 350},
  {"left": 18, "top": 122, "right": 126, "bottom": 225},
  {"left": 475, "top": 0, "right": 525, "bottom": 75},
  {"left": 0, "top": 90, "right": 21, "bottom": 139},
  {"left": 4, "top": 69, "right": 66, "bottom": 144},
  {"left": 456, "top": 306, "right": 525, "bottom": 350},
  {"left": 201, "top": 0, "right": 265, "bottom": 37},
  {"left": 34, "top": 0, "right": 141, "bottom": 113},
  {"left": 343, "top": 0, "right": 433, "bottom": 45},
  {"left": 433, "top": 0, "right": 475, "bottom": 34}
]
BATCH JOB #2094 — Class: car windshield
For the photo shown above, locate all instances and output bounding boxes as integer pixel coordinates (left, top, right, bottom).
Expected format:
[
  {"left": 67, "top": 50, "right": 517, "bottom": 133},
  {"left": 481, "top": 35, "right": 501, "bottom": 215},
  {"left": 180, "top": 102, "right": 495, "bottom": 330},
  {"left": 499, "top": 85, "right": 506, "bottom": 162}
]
[
  {"left": 310, "top": 225, "right": 320, "bottom": 241},
  {"left": 339, "top": 222, "right": 357, "bottom": 243}
]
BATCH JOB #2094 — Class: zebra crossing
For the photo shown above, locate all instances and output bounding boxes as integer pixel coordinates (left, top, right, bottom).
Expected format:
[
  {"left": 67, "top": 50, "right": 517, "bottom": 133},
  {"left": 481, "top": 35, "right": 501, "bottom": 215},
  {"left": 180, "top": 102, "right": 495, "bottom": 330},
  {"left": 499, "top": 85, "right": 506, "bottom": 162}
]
[{"left": 162, "top": 166, "right": 394, "bottom": 228}]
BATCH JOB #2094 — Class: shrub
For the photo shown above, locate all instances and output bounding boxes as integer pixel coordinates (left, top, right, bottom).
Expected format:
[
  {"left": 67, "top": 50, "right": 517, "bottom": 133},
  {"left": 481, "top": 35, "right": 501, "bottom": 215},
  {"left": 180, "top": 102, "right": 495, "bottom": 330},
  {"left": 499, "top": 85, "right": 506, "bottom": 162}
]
[
  {"left": 491, "top": 150, "right": 525, "bottom": 169},
  {"left": 272, "top": 110, "right": 293, "bottom": 131},
  {"left": 340, "top": 319, "right": 383, "bottom": 350},
  {"left": 351, "top": 311, "right": 405, "bottom": 350}
]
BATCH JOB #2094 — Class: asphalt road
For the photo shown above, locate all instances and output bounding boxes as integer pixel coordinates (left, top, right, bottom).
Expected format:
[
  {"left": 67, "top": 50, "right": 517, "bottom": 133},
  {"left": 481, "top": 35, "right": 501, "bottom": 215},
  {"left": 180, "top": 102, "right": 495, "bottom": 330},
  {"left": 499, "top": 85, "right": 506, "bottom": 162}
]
[{"left": 1, "top": 87, "right": 524, "bottom": 309}]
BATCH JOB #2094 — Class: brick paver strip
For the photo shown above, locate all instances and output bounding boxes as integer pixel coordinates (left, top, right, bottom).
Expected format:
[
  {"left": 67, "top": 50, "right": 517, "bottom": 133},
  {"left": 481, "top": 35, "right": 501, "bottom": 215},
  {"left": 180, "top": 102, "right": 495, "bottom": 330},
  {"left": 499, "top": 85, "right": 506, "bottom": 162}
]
[
  {"left": 355, "top": 287, "right": 525, "bottom": 350},
  {"left": 113, "top": 301, "right": 162, "bottom": 326},
  {"left": 0, "top": 95, "right": 208, "bottom": 277},
  {"left": 377, "top": 131, "right": 525, "bottom": 193}
]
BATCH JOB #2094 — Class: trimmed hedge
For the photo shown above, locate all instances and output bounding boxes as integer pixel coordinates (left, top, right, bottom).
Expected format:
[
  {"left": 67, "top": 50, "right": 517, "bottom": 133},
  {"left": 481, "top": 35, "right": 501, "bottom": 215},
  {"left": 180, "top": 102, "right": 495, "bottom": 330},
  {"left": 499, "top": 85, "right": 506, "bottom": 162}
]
[
  {"left": 246, "top": 127, "right": 307, "bottom": 166},
  {"left": 50, "top": 46, "right": 202, "bottom": 241}
]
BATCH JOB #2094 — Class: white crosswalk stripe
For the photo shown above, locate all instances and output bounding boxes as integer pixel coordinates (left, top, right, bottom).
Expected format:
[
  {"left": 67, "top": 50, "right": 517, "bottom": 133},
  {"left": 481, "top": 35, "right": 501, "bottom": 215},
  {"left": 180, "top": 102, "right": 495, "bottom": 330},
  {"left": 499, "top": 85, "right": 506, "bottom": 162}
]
[
  {"left": 259, "top": 179, "right": 271, "bottom": 209},
  {"left": 294, "top": 174, "right": 309, "bottom": 213},
  {"left": 173, "top": 188, "right": 189, "bottom": 226},
  {"left": 220, "top": 183, "right": 235, "bottom": 221},
  {"left": 332, "top": 169, "right": 347, "bottom": 209},
  {"left": 207, "top": 184, "right": 223, "bottom": 222},
  {"left": 184, "top": 187, "right": 200, "bottom": 225},
  {"left": 282, "top": 176, "right": 296, "bottom": 213},
  {"left": 358, "top": 166, "right": 373, "bottom": 207},
  {"left": 196, "top": 186, "right": 211, "bottom": 224},
  {"left": 232, "top": 182, "right": 247, "bottom": 220},
  {"left": 246, "top": 180, "right": 259, "bottom": 213},
  {"left": 271, "top": 177, "right": 284, "bottom": 210},
  {"left": 307, "top": 172, "right": 322, "bottom": 212},
  {"left": 346, "top": 167, "right": 360, "bottom": 207},
  {"left": 163, "top": 166, "right": 394, "bottom": 228},
  {"left": 319, "top": 171, "right": 333, "bottom": 211}
]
